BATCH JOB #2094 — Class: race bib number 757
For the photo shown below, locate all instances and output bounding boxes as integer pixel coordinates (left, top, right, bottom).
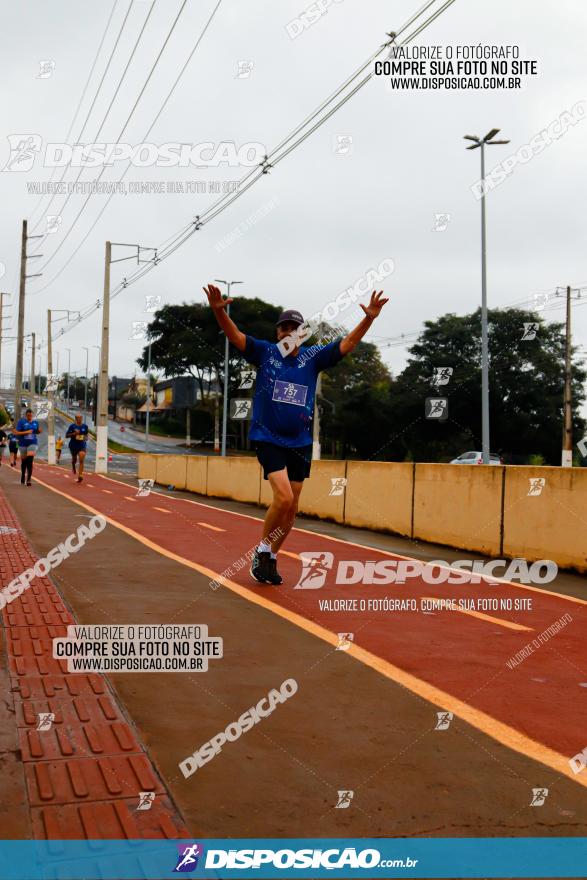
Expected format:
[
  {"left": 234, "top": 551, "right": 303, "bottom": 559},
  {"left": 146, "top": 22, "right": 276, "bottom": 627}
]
[{"left": 272, "top": 380, "right": 308, "bottom": 406}]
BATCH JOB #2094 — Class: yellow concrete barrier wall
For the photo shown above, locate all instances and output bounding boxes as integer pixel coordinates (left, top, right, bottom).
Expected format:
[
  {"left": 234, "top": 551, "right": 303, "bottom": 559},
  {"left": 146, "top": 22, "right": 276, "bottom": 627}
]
[
  {"left": 156, "top": 455, "right": 188, "bottom": 490},
  {"left": 259, "top": 459, "right": 347, "bottom": 523},
  {"left": 207, "top": 456, "right": 261, "bottom": 504},
  {"left": 137, "top": 454, "right": 158, "bottom": 481},
  {"left": 186, "top": 456, "right": 208, "bottom": 495},
  {"left": 413, "top": 463, "right": 503, "bottom": 556},
  {"left": 136, "top": 454, "right": 586, "bottom": 572},
  {"left": 344, "top": 461, "right": 413, "bottom": 536},
  {"left": 503, "top": 466, "right": 587, "bottom": 572},
  {"left": 299, "top": 459, "right": 347, "bottom": 523}
]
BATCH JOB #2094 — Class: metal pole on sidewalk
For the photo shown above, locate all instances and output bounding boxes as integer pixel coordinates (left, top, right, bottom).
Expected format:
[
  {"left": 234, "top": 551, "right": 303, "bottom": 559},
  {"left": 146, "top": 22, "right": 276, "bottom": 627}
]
[
  {"left": 95, "top": 241, "right": 111, "bottom": 473},
  {"left": 215, "top": 279, "right": 243, "bottom": 456},
  {"left": 83, "top": 346, "right": 89, "bottom": 415},
  {"left": 14, "top": 221, "right": 27, "bottom": 421},
  {"left": 562, "top": 284, "right": 573, "bottom": 467},
  {"left": 47, "top": 310, "right": 56, "bottom": 464},
  {"left": 145, "top": 340, "right": 152, "bottom": 453}
]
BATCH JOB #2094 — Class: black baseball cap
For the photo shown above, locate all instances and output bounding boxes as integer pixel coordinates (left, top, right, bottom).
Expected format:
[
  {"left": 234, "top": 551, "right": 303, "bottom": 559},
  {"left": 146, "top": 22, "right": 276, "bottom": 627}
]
[{"left": 276, "top": 309, "right": 304, "bottom": 327}]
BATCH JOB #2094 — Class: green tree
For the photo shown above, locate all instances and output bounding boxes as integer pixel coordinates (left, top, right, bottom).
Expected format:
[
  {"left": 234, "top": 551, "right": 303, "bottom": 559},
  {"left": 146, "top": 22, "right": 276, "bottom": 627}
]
[
  {"left": 385, "top": 308, "right": 585, "bottom": 464},
  {"left": 321, "top": 341, "right": 393, "bottom": 457},
  {"left": 136, "top": 298, "right": 282, "bottom": 399}
]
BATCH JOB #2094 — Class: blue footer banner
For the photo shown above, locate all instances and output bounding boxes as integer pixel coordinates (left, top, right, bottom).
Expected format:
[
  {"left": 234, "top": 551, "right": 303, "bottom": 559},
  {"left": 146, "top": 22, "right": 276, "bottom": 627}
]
[{"left": 0, "top": 838, "right": 585, "bottom": 879}]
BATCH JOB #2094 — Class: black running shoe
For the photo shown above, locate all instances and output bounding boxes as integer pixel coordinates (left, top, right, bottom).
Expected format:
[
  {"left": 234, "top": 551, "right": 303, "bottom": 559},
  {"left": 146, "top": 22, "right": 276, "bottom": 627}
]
[
  {"left": 250, "top": 549, "right": 273, "bottom": 584},
  {"left": 266, "top": 557, "right": 283, "bottom": 586}
]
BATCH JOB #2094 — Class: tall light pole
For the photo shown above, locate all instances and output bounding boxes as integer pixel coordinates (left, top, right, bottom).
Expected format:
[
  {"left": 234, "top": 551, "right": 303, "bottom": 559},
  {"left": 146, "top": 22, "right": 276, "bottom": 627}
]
[
  {"left": 92, "top": 345, "right": 100, "bottom": 426},
  {"left": 83, "top": 346, "right": 90, "bottom": 414},
  {"left": 145, "top": 339, "right": 152, "bottom": 452},
  {"left": 95, "top": 241, "right": 112, "bottom": 472},
  {"left": 14, "top": 221, "right": 43, "bottom": 420},
  {"left": 65, "top": 348, "right": 71, "bottom": 411},
  {"left": 47, "top": 311, "right": 56, "bottom": 464},
  {"left": 215, "top": 279, "right": 243, "bottom": 456},
  {"left": 30, "top": 332, "right": 36, "bottom": 401},
  {"left": 464, "top": 128, "right": 510, "bottom": 464},
  {"left": 0, "top": 292, "right": 11, "bottom": 391}
]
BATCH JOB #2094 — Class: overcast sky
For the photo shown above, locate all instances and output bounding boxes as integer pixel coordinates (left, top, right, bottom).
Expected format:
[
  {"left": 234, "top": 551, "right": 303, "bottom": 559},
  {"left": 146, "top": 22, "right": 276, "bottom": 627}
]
[{"left": 0, "top": 0, "right": 585, "bottom": 389}]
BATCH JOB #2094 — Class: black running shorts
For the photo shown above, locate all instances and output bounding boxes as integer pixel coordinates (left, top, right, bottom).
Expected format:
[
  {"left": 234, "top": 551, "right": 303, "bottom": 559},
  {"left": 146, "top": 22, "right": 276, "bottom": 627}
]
[{"left": 254, "top": 441, "right": 312, "bottom": 482}]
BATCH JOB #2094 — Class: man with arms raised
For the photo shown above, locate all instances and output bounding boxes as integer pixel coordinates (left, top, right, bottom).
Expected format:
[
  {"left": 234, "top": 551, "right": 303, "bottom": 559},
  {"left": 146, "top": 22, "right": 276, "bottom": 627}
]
[{"left": 204, "top": 283, "right": 389, "bottom": 586}]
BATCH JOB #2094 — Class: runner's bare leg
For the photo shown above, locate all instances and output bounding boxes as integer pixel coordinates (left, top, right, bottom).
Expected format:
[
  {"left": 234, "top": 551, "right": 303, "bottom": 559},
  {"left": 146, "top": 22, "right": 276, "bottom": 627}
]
[
  {"left": 262, "top": 469, "right": 294, "bottom": 547},
  {"left": 272, "top": 481, "right": 303, "bottom": 553}
]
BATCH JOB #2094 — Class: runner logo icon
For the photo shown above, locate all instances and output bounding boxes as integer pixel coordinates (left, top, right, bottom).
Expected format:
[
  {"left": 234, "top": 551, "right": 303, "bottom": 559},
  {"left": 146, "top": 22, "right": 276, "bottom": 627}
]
[
  {"left": 174, "top": 843, "right": 204, "bottom": 872},
  {"left": 294, "top": 552, "right": 334, "bottom": 589}
]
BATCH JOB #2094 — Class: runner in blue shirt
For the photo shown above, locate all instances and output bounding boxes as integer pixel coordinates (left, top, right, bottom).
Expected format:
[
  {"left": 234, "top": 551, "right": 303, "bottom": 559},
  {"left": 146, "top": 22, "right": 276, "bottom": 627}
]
[
  {"left": 0, "top": 426, "right": 7, "bottom": 466},
  {"left": 66, "top": 413, "right": 89, "bottom": 483},
  {"left": 14, "top": 409, "right": 42, "bottom": 485},
  {"left": 8, "top": 430, "right": 18, "bottom": 467},
  {"left": 204, "top": 283, "right": 389, "bottom": 586}
]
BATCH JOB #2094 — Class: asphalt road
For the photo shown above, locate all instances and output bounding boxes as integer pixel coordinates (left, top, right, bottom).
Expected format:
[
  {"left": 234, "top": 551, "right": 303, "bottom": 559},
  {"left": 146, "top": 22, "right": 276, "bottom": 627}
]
[{"left": 1, "top": 392, "right": 213, "bottom": 477}]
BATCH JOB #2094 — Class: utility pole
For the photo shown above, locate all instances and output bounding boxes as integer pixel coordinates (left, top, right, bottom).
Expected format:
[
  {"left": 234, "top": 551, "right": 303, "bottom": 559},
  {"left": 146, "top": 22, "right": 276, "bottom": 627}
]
[
  {"left": 65, "top": 348, "right": 71, "bottom": 412},
  {"left": 95, "top": 241, "right": 111, "bottom": 472},
  {"left": 14, "top": 220, "right": 43, "bottom": 420},
  {"left": 95, "top": 242, "right": 156, "bottom": 472},
  {"left": 145, "top": 339, "right": 152, "bottom": 452},
  {"left": 312, "top": 321, "right": 327, "bottom": 460},
  {"left": 83, "top": 346, "right": 89, "bottom": 414},
  {"left": 30, "top": 332, "right": 36, "bottom": 402},
  {"left": 562, "top": 285, "right": 573, "bottom": 468},
  {"left": 312, "top": 374, "right": 322, "bottom": 460},
  {"left": 47, "top": 310, "right": 56, "bottom": 464},
  {"left": 215, "top": 279, "right": 243, "bottom": 456},
  {"left": 0, "top": 292, "right": 10, "bottom": 391},
  {"left": 14, "top": 221, "right": 27, "bottom": 419}
]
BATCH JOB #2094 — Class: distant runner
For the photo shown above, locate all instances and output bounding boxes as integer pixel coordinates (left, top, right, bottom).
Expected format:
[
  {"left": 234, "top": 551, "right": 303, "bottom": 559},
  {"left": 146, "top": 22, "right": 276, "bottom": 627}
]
[
  {"left": 55, "top": 435, "right": 64, "bottom": 462},
  {"left": 0, "top": 427, "right": 7, "bottom": 466},
  {"left": 204, "top": 283, "right": 389, "bottom": 586},
  {"left": 13, "top": 409, "right": 42, "bottom": 485},
  {"left": 66, "top": 414, "right": 89, "bottom": 483},
  {"left": 8, "top": 430, "right": 18, "bottom": 467}
]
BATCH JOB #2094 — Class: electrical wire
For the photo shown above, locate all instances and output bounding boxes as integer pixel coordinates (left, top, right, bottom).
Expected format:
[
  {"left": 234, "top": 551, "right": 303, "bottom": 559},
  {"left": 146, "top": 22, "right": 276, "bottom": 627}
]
[
  {"left": 27, "top": 0, "right": 120, "bottom": 226},
  {"left": 31, "top": 0, "right": 135, "bottom": 233},
  {"left": 39, "top": 0, "right": 459, "bottom": 342},
  {"left": 34, "top": 0, "right": 188, "bottom": 272}
]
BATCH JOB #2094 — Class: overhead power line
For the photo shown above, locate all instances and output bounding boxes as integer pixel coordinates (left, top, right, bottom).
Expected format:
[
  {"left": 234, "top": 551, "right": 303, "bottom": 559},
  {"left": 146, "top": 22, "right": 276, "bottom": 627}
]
[
  {"left": 27, "top": 0, "right": 121, "bottom": 226},
  {"left": 31, "top": 0, "right": 135, "bottom": 233},
  {"left": 42, "top": 0, "right": 458, "bottom": 341}
]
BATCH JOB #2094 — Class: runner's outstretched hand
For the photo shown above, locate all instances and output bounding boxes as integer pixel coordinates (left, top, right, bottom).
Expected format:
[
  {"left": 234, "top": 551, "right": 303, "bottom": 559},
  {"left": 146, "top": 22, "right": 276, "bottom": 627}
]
[
  {"left": 360, "top": 290, "right": 389, "bottom": 319},
  {"left": 203, "top": 284, "right": 233, "bottom": 310}
]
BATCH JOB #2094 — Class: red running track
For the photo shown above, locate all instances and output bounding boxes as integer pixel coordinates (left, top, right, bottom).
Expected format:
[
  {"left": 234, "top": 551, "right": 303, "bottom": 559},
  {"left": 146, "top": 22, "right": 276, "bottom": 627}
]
[{"left": 23, "top": 463, "right": 587, "bottom": 781}]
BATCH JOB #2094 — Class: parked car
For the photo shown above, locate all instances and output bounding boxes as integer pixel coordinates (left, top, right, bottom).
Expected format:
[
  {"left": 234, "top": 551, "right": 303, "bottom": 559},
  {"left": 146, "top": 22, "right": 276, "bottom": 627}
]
[{"left": 450, "top": 451, "right": 503, "bottom": 465}]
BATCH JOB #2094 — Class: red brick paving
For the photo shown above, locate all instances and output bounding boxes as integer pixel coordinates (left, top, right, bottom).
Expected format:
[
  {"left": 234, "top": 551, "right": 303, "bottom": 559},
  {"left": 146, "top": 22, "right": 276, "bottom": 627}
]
[{"left": 0, "top": 483, "right": 188, "bottom": 840}]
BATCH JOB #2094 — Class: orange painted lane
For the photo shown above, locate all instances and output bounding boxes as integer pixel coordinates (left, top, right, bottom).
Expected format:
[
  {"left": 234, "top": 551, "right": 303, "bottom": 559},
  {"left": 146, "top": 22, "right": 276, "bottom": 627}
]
[{"left": 31, "top": 463, "right": 587, "bottom": 760}]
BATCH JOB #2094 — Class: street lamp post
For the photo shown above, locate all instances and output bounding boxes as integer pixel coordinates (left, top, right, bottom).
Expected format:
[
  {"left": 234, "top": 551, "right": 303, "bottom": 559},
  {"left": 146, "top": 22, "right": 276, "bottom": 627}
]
[
  {"left": 65, "top": 348, "right": 71, "bottom": 411},
  {"left": 145, "top": 339, "right": 152, "bottom": 453},
  {"left": 464, "top": 128, "right": 510, "bottom": 464},
  {"left": 92, "top": 345, "right": 100, "bottom": 426},
  {"left": 215, "top": 279, "right": 243, "bottom": 457},
  {"left": 83, "top": 346, "right": 90, "bottom": 415}
]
